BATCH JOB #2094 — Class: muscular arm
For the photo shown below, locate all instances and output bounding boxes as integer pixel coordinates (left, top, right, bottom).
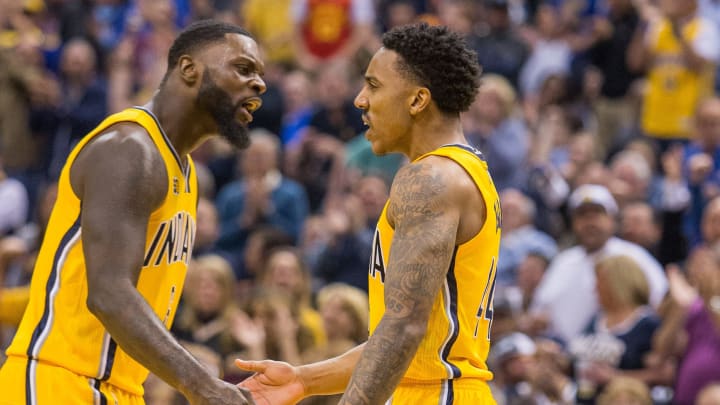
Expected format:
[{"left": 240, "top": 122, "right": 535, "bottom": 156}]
[
  {"left": 73, "top": 126, "right": 244, "bottom": 403},
  {"left": 338, "top": 158, "right": 463, "bottom": 405}
]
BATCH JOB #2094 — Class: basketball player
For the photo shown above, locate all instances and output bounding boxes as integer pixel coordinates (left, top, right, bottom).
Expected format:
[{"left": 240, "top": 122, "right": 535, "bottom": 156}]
[
  {"left": 235, "top": 23, "right": 501, "bottom": 405},
  {"left": 0, "top": 20, "right": 265, "bottom": 405}
]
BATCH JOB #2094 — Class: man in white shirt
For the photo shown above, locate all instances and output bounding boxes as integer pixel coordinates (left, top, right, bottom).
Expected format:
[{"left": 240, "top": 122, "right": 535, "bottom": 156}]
[{"left": 530, "top": 184, "right": 668, "bottom": 343}]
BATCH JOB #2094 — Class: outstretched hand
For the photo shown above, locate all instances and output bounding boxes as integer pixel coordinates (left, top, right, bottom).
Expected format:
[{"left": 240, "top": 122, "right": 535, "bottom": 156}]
[{"left": 235, "top": 359, "right": 306, "bottom": 405}]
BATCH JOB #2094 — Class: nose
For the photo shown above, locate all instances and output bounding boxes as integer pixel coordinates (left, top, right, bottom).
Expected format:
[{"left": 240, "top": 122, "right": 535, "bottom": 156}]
[
  {"left": 354, "top": 87, "right": 368, "bottom": 110},
  {"left": 251, "top": 75, "right": 267, "bottom": 95}
]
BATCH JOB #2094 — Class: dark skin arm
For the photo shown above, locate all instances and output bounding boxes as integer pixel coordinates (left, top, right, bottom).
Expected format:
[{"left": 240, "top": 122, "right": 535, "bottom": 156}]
[
  {"left": 339, "top": 156, "right": 478, "bottom": 405},
  {"left": 72, "top": 124, "right": 253, "bottom": 405}
]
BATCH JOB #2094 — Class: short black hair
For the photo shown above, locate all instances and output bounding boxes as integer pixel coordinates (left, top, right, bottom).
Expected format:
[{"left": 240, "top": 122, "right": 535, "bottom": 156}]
[
  {"left": 165, "top": 19, "right": 252, "bottom": 72},
  {"left": 382, "top": 23, "right": 481, "bottom": 114}
]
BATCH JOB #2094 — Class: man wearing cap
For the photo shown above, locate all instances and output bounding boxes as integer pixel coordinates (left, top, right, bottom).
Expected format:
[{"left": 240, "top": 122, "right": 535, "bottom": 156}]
[{"left": 530, "top": 184, "right": 668, "bottom": 343}]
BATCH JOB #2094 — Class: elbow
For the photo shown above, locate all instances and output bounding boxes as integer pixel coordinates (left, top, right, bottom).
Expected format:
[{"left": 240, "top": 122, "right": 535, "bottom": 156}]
[
  {"left": 399, "top": 319, "right": 428, "bottom": 345},
  {"left": 86, "top": 286, "right": 123, "bottom": 319},
  {"left": 86, "top": 293, "right": 110, "bottom": 318}
]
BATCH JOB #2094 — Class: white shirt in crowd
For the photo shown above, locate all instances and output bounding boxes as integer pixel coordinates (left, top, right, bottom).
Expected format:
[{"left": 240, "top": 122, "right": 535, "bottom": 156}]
[{"left": 530, "top": 236, "right": 668, "bottom": 343}]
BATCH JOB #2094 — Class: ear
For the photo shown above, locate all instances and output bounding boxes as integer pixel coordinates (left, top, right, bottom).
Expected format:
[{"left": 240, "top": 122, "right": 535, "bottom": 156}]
[
  {"left": 178, "top": 55, "right": 200, "bottom": 86},
  {"left": 409, "top": 87, "right": 431, "bottom": 116}
]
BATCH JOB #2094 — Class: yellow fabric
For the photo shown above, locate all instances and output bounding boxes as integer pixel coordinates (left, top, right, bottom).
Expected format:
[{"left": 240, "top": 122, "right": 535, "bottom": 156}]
[
  {"left": 300, "top": 306, "right": 327, "bottom": 347},
  {"left": 642, "top": 18, "right": 715, "bottom": 138},
  {"left": 242, "top": 0, "right": 295, "bottom": 64},
  {"left": 1, "top": 107, "right": 198, "bottom": 397},
  {"left": 368, "top": 144, "right": 501, "bottom": 387},
  {"left": 0, "top": 287, "right": 30, "bottom": 326},
  {"left": 389, "top": 378, "right": 497, "bottom": 404},
  {"left": 0, "top": 356, "right": 145, "bottom": 405}
]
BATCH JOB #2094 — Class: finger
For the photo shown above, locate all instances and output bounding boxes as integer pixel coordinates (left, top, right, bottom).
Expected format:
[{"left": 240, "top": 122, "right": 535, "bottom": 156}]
[{"left": 235, "top": 359, "right": 268, "bottom": 373}]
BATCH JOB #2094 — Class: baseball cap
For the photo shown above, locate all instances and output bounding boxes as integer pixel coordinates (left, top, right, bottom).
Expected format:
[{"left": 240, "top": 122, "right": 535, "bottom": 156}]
[
  {"left": 488, "top": 333, "right": 536, "bottom": 368},
  {"left": 568, "top": 184, "right": 618, "bottom": 215}
]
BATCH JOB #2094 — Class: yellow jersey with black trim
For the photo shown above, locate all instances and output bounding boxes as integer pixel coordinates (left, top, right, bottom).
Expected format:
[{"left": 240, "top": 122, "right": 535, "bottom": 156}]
[
  {"left": 368, "top": 144, "right": 501, "bottom": 389},
  {"left": 642, "top": 17, "right": 715, "bottom": 138},
  {"left": 5, "top": 107, "right": 198, "bottom": 396}
]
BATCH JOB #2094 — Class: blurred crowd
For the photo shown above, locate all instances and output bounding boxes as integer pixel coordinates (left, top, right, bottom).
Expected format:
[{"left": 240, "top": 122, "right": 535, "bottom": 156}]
[{"left": 2, "top": 0, "right": 720, "bottom": 404}]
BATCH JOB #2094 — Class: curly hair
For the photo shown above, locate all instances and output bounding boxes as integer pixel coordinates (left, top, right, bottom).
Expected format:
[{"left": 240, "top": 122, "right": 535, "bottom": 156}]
[{"left": 382, "top": 23, "right": 481, "bottom": 114}]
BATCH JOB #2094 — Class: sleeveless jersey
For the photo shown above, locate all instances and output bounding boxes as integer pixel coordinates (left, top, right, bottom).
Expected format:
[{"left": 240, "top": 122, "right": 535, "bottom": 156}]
[
  {"left": 5, "top": 107, "right": 198, "bottom": 396},
  {"left": 368, "top": 144, "right": 502, "bottom": 385},
  {"left": 641, "top": 17, "right": 715, "bottom": 138}
]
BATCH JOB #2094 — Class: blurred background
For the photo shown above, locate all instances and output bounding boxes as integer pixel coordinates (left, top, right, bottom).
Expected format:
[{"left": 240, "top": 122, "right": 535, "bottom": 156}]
[{"left": 2, "top": 0, "right": 720, "bottom": 403}]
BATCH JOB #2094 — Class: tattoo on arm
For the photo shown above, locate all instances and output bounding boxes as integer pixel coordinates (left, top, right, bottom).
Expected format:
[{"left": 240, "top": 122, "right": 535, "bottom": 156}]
[{"left": 339, "top": 162, "right": 459, "bottom": 404}]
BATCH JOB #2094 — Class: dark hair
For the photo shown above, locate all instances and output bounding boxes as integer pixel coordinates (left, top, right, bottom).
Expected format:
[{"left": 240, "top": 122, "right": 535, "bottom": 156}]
[
  {"left": 165, "top": 19, "right": 252, "bottom": 73},
  {"left": 382, "top": 23, "right": 481, "bottom": 114}
]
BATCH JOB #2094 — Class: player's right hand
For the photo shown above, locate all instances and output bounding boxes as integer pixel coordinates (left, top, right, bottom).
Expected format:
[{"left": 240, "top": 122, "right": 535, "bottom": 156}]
[{"left": 235, "top": 358, "right": 306, "bottom": 405}]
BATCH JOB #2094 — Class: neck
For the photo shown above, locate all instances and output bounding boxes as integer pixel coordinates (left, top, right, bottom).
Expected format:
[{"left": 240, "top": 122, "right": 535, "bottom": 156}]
[
  {"left": 148, "top": 87, "right": 210, "bottom": 158},
  {"left": 604, "top": 306, "right": 637, "bottom": 328},
  {"left": 406, "top": 113, "right": 466, "bottom": 161}
]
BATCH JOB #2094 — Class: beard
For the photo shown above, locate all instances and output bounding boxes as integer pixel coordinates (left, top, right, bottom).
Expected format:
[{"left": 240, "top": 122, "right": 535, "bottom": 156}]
[{"left": 196, "top": 71, "right": 250, "bottom": 149}]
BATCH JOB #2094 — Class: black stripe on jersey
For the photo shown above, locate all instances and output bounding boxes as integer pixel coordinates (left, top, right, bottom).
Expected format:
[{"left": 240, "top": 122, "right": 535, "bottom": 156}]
[
  {"left": 93, "top": 378, "right": 108, "bottom": 405},
  {"left": 185, "top": 164, "right": 192, "bottom": 194},
  {"left": 25, "top": 216, "right": 81, "bottom": 404},
  {"left": 133, "top": 106, "right": 185, "bottom": 172},
  {"left": 445, "top": 378, "right": 455, "bottom": 405},
  {"left": 444, "top": 144, "right": 486, "bottom": 161},
  {"left": 101, "top": 338, "right": 118, "bottom": 381},
  {"left": 441, "top": 246, "right": 462, "bottom": 379}
]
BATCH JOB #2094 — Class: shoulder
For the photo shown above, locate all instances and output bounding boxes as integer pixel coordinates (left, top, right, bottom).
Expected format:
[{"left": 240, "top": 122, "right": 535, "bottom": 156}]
[{"left": 71, "top": 122, "right": 166, "bottom": 201}]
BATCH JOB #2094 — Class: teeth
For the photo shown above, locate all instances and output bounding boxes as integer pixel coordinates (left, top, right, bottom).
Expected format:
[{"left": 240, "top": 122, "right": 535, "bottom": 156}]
[{"left": 242, "top": 99, "right": 262, "bottom": 113}]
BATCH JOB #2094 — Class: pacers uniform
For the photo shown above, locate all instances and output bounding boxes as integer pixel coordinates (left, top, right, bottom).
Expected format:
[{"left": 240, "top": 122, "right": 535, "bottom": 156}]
[
  {"left": 368, "top": 144, "right": 501, "bottom": 405},
  {"left": 0, "top": 107, "right": 197, "bottom": 405}
]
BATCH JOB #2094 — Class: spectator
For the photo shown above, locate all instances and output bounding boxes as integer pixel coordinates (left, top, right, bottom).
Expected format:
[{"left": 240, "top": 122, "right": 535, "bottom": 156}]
[
  {"left": 497, "top": 188, "right": 557, "bottom": 286},
  {"left": 465, "top": 74, "right": 530, "bottom": 191},
  {"left": 596, "top": 376, "right": 652, "bottom": 405},
  {"left": 629, "top": 0, "right": 720, "bottom": 147},
  {"left": 314, "top": 194, "right": 373, "bottom": 291},
  {"left": 473, "top": 0, "right": 530, "bottom": 88},
  {"left": 585, "top": 0, "right": 641, "bottom": 157},
  {"left": 290, "top": 0, "right": 376, "bottom": 71},
  {"left": 654, "top": 252, "right": 720, "bottom": 405},
  {"left": 242, "top": 0, "right": 295, "bottom": 65},
  {"left": 172, "top": 255, "right": 252, "bottom": 377},
  {"left": 519, "top": 3, "right": 572, "bottom": 100},
  {"left": 620, "top": 201, "right": 662, "bottom": 261},
  {"left": 215, "top": 130, "right": 309, "bottom": 256},
  {"left": 259, "top": 246, "right": 326, "bottom": 349},
  {"left": 683, "top": 97, "right": 720, "bottom": 246},
  {"left": 531, "top": 184, "right": 668, "bottom": 343},
  {"left": 570, "top": 255, "right": 662, "bottom": 402},
  {"left": 0, "top": 156, "right": 29, "bottom": 236},
  {"left": 46, "top": 38, "right": 108, "bottom": 179}
]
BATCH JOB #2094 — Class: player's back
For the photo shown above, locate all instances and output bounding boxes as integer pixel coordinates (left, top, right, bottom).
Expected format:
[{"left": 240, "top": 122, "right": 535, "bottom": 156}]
[{"left": 4, "top": 107, "right": 198, "bottom": 396}]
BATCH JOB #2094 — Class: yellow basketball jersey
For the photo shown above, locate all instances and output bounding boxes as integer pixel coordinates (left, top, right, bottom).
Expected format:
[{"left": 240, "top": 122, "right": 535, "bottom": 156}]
[
  {"left": 368, "top": 144, "right": 501, "bottom": 388},
  {"left": 641, "top": 18, "right": 715, "bottom": 138},
  {"left": 5, "top": 107, "right": 198, "bottom": 396}
]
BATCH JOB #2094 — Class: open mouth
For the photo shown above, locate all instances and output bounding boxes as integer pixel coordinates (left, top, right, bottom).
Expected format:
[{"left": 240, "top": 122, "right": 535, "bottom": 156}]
[
  {"left": 236, "top": 97, "right": 262, "bottom": 124},
  {"left": 362, "top": 114, "right": 370, "bottom": 127}
]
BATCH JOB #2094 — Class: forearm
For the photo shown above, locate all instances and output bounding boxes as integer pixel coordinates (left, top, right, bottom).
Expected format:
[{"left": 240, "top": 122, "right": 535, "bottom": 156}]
[
  {"left": 298, "top": 343, "right": 365, "bottom": 397},
  {"left": 339, "top": 319, "right": 423, "bottom": 405},
  {"left": 88, "top": 285, "right": 213, "bottom": 398}
]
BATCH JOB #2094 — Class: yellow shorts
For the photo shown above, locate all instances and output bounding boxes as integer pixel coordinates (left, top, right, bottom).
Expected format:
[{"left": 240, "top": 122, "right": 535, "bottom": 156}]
[
  {"left": 0, "top": 356, "right": 144, "bottom": 405},
  {"left": 388, "top": 379, "right": 497, "bottom": 405}
]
